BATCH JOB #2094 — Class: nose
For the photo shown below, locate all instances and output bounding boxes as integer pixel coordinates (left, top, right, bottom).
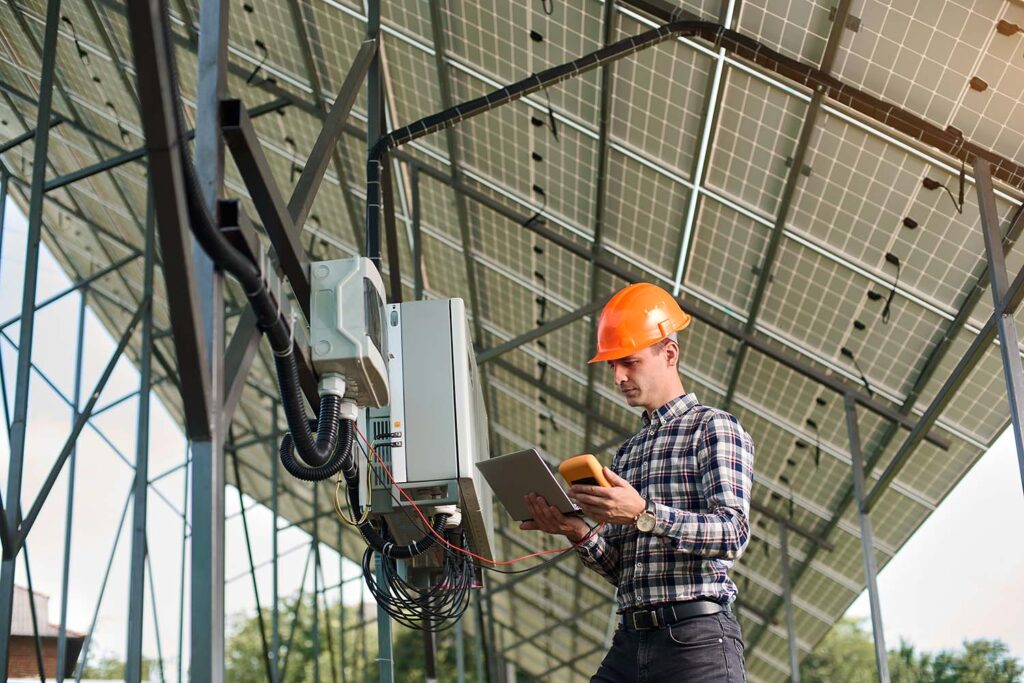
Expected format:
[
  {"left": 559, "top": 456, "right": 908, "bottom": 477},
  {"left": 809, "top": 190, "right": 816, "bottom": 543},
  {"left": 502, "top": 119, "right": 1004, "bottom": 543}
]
[{"left": 613, "top": 363, "right": 628, "bottom": 387}]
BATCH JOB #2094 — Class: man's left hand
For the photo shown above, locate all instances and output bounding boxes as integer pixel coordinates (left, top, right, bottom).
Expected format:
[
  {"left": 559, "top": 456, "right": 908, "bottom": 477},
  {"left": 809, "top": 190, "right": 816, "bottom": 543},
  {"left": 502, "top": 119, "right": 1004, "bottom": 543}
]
[{"left": 570, "top": 468, "right": 646, "bottom": 525}]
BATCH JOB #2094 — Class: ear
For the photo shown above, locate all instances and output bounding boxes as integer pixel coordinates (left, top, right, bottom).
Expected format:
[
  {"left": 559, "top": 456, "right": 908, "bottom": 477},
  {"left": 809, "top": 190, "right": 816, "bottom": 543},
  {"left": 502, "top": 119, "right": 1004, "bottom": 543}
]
[{"left": 664, "top": 339, "right": 679, "bottom": 368}]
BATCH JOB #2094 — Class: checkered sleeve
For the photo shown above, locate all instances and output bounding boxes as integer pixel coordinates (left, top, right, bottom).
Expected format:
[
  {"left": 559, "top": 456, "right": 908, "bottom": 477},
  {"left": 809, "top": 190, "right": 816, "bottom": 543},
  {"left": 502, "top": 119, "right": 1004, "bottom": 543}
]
[
  {"left": 575, "top": 524, "right": 622, "bottom": 586},
  {"left": 651, "top": 411, "right": 754, "bottom": 560}
]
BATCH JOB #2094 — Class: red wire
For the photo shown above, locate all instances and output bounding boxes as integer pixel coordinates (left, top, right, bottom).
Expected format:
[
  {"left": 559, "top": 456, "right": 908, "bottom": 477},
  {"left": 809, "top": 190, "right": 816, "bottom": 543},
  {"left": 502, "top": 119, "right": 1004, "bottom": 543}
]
[{"left": 353, "top": 424, "right": 603, "bottom": 565}]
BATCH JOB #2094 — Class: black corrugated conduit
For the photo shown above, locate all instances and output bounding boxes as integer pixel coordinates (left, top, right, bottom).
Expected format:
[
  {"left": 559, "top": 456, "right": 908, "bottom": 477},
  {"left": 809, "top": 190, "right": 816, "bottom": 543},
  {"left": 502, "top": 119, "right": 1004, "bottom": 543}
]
[{"left": 152, "top": 0, "right": 346, "bottom": 479}]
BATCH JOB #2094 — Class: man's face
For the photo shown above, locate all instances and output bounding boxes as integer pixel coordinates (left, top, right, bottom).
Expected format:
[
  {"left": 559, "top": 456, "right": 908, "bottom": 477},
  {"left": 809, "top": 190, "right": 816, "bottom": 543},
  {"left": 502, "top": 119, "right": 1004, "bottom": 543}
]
[{"left": 606, "top": 342, "right": 674, "bottom": 408}]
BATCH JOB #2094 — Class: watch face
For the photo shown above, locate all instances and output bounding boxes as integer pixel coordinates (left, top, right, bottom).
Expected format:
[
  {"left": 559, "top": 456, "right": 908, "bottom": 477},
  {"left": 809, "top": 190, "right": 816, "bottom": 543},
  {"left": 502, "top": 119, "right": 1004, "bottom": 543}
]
[{"left": 637, "top": 511, "right": 656, "bottom": 533}]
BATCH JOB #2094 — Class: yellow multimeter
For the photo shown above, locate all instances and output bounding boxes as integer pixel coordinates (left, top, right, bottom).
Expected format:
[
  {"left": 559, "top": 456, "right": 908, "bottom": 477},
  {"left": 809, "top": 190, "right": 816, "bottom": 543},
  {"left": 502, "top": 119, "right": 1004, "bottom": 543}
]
[{"left": 559, "top": 454, "right": 611, "bottom": 488}]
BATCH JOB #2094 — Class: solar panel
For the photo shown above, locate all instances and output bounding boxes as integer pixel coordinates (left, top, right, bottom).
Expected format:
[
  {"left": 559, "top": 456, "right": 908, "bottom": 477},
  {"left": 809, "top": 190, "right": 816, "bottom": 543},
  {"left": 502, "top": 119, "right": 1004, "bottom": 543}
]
[{"left": 4, "top": 1, "right": 1024, "bottom": 680}]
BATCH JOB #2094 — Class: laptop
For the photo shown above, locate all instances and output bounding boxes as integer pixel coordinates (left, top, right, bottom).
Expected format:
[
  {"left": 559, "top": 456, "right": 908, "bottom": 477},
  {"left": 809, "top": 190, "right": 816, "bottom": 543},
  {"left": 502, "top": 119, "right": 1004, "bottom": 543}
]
[{"left": 475, "top": 449, "right": 582, "bottom": 522}]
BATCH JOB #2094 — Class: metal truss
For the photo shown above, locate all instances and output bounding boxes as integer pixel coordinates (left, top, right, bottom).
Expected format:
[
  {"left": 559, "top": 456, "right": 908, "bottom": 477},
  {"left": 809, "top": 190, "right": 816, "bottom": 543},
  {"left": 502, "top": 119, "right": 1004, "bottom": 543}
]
[{"left": 4, "top": 1, "right": 1024, "bottom": 682}]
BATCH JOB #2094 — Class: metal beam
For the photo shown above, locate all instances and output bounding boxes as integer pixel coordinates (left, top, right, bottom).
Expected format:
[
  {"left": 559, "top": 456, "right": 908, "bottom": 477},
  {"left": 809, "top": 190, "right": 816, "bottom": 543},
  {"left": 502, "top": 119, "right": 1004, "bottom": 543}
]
[
  {"left": 190, "top": 0, "right": 230, "bottom": 681},
  {"left": 43, "top": 97, "right": 290, "bottom": 194},
  {"left": 0, "top": 251, "right": 141, "bottom": 332},
  {"left": 976, "top": 159, "right": 1024, "bottom": 494},
  {"left": 15, "top": 301, "right": 145, "bottom": 546},
  {"left": 669, "top": 2, "right": 731, "bottom": 293},
  {"left": 846, "top": 394, "right": 890, "bottom": 683},
  {"left": 722, "top": 90, "right": 824, "bottom": 409},
  {"left": 126, "top": 0, "right": 212, "bottom": 440},
  {"left": 581, "top": 0, "right": 620, "bottom": 460},
  {"left": 426, "top": 0, "right": 499, "bottom": 445},
  {"left": 125, "top": 190, "right": 156, "bottom": 683},
  {"left": 221, "top": 100, "right": 311, "bottom": 321},
  {"left": 865, "top": 253, "right": 1024, "bottom": 511},
  {"left": 723, "top": 0, "right": 851, "bottom": 410},
  {"left": 401, "top": 155, "right": 950, "bottom": 451},
  {"left": 285, "top": 0, "right": 373, "bottom": 247},
  {"left": 0, "top": 1, "right": 64, "bottom": 675},
  {"left": 493, "top": 357, "right": 633, "bottom": 437},
  {"left": 477, "top": 298, "right": 607, "bottom": 366},
  {"left": 0, "top": 117, "right": 62, "bottom": 155},
  {"left": 778, "top": 522, "right": 801, "bottom": 683}
]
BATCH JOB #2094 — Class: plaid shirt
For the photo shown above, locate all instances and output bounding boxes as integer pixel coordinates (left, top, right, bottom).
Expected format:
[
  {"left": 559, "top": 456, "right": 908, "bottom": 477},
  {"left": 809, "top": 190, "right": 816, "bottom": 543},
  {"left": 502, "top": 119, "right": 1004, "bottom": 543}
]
[{"left": 577, "top": 393, "right": 755, "bottom": 611}]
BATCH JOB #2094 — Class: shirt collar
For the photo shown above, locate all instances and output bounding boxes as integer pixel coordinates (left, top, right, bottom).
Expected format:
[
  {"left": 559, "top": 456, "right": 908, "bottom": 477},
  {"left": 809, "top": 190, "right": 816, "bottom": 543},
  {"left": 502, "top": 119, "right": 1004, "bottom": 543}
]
[{"left": 641, "top": 392, "right": 700, "bottom": 427}]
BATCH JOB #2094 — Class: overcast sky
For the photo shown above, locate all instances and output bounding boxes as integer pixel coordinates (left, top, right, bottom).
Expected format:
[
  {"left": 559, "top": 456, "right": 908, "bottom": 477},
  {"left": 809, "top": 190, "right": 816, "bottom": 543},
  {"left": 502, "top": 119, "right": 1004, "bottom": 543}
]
[{"left": 1, "top": 196, "right": 1021, "bottom": 668}]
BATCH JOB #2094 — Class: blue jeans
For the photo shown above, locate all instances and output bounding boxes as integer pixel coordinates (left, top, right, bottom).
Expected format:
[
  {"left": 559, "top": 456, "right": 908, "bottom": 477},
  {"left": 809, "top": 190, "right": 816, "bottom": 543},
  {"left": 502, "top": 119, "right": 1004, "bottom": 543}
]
[{"left": 591, "top": 611, "right": 747, "bottom": 682}]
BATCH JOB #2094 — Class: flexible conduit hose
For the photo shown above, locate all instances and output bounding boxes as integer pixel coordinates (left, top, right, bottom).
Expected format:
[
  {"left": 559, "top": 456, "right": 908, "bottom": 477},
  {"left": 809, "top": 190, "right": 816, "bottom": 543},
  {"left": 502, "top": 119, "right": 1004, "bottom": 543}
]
[{"left": 151, "top": 0, "right": 344, "bottom": 474}]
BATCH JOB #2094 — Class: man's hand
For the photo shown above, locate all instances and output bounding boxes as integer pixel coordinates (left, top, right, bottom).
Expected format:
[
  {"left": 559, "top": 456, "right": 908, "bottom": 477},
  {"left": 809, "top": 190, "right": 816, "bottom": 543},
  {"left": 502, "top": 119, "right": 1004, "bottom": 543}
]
[
  {"left": 519, "top": 493, "right": 590, "bottom": 542},
  {"left": 570, "top": 468, "right": 646, "bottom": 525}
]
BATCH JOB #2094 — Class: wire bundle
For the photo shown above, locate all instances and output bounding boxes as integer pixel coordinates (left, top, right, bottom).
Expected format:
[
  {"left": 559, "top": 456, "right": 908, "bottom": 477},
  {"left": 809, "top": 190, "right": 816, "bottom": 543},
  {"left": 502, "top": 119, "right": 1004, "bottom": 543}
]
[{"left": 360, "top": 525, "right": 476, "bottom": 632}]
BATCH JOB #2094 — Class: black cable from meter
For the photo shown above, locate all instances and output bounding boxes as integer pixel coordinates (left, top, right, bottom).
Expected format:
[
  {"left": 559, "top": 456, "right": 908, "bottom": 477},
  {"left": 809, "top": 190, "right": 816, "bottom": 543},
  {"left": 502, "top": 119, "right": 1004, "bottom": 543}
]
[{"left": 352, "top": 437, "right": 598, "bottom": 576}]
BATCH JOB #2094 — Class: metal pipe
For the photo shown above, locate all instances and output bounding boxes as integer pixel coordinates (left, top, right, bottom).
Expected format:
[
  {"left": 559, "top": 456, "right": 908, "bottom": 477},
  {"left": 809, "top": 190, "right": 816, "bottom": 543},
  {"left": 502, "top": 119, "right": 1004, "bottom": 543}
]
[
  {"left": 271, "top": 403, "right": 281, "bottom": 681},
  {"left": 0, "top": 252, "right": 140, "bottom": 331},
  {"left": 176, "top": 444, "right": 190, "bottom": 683},
  {"left": 22, "top": 541, "right": 48, "bottom": 682},
  {"left": 232, "top": 453, "right": 274, "bottom": 683},
  {"left": 845, "top": 394, "right": 890, "bottom": 683},
  {"left": 146, "top": 546, "right": 169, "bottom": 683},
  {"left": 313, "top": 485, "right": 321, "bottom": 683},
  {"left": 56, "top": 285, "right": 87, "bottom": 683},
  {"left": 778, "top": 522, "right": 801, "bottom": 683},
  {"left": 74, "top": 487, "right": 134, "bottom": 683},
  {"left": 411, "top": 162, "right": 423, "bottom": 300},
  {"left": 0, "top": 0, "right": 63, "bottom": 673},
  {"left": 17, "top": 302, "right": 146, "bottom": 544},
  {"left": 126, "top": 186, "right": 156, "bottom": 683},
  {"left": 190, "top": 0, "right": 229, "bottom": 678},
  {"left": 976, "top": 159, "right": 1024, "bottom": 494}
]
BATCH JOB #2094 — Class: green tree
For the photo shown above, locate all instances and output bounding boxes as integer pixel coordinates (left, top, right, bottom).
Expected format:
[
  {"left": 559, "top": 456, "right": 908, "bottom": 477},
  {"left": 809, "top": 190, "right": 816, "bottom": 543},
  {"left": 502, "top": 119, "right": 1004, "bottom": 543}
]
[
  {"left": 800, "top": 617, "right": 877, "bottom": 683},
  {"left": 78, "top": 648, "right": 154, "bottom": 679},
  {"left": 225, "top": 594, "right": 540, "bottom": 682},
  {"left": 800, "top": 618, "right": 1022, "bottom": 683}
]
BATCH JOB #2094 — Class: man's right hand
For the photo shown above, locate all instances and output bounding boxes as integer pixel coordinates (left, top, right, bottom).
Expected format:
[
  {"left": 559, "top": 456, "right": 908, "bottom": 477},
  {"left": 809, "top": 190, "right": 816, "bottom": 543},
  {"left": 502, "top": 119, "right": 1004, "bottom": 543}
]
[{"left": 520, "top": 493, "right": 590, "bottom": 542}]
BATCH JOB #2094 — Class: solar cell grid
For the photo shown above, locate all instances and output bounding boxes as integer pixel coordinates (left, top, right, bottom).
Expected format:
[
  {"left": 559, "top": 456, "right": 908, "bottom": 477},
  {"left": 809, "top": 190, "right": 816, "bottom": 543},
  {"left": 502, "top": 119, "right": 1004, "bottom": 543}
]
[{"left": 705, "top": 66, "right": 808, "bottom": 216}]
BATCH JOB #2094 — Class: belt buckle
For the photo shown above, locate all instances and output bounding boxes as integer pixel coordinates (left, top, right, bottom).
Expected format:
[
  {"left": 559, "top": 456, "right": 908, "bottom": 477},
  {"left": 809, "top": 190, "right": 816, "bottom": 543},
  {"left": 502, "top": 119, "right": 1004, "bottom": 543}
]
[{"left": 630, "top": 609, "right": 659, "bottom": 630}]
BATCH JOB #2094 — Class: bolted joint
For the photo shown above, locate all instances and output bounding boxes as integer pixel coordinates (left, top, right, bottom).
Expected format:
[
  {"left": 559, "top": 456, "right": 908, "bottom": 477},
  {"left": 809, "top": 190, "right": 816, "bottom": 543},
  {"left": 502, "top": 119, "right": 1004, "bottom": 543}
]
[{"left": 318, "top": 372, "right": 346, "bottom": 399}]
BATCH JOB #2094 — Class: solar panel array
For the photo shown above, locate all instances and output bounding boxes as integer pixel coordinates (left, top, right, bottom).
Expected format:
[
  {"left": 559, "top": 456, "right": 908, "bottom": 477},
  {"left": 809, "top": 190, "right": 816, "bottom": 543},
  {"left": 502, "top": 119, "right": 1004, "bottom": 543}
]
[{"left": 2, "top": 0, "right": 1023, "bottom": 680}]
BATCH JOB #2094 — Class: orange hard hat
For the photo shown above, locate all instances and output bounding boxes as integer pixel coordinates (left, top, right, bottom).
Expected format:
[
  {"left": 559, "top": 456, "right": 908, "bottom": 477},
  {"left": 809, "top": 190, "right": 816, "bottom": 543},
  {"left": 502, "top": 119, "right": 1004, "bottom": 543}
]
[{"left": 589, "top": 283, "right": 692, "bottom": 363}]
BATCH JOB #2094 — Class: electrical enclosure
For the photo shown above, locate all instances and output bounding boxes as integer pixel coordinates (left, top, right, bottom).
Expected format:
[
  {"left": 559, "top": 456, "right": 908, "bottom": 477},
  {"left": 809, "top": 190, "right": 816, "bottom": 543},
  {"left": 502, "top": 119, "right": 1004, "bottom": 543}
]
[
  {"left": 361, "top": 298, "right": 494, "bottom": 566},
  {"left": 308, "top": 257, "right": 389, "bottom": 407}
]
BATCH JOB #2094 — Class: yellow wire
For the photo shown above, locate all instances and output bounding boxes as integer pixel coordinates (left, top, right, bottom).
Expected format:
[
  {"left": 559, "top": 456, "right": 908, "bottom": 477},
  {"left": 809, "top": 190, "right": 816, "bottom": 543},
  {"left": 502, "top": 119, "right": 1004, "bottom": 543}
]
[{"left": 333, "top": 445, "right": 373, "bottom": 526}]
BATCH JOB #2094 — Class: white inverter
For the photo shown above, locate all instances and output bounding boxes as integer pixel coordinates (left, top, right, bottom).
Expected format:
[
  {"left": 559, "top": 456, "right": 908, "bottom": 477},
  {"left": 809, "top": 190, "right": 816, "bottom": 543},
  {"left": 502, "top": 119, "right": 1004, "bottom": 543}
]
[{"left": 360, "top": 298, "right": 494, "bottom": 568}]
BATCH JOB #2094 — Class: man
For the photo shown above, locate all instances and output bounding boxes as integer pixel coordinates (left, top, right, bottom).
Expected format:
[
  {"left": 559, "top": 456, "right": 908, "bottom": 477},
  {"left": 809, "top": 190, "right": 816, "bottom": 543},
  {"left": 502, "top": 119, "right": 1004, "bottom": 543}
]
[{"left": 521, "top": 282, "right": 755, "bottom": 682}]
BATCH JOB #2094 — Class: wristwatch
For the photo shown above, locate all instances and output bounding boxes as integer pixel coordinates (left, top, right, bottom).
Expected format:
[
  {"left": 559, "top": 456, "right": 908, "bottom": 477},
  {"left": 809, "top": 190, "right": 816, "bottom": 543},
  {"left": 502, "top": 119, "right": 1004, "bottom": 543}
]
[{"left": 634, "top": 497, "right": 656, "bottom": 533}]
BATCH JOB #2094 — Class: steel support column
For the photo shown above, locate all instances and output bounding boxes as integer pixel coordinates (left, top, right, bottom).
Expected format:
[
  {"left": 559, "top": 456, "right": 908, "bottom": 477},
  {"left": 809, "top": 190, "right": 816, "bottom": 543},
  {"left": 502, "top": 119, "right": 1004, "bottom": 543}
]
[
  {"left": 191, "top": 0, "right": 229, "bottom": 679},
  {"left": 56, "top": 279, "right": 87, "bottom": 683},
  {"left": 126, "top": 188, "right": 156, "bottom": 683},
  {"left": 845, "top": 394, "right": 890, "bottom": 683},
  {"left": 375, "top": 554, "right": 394, "bottom": 683},
  {"left": 0, "top": 2, "right": 64, "bottom": 675},
  {"left": 271, "top": 404, "right": 281, "bottom": 681},
  {"left": 582, "top": 0, "right": 619, "bottom": 456},
  {"left": 411, "top": 162, "right": 423, "bottom": 300},
  {"left": 778, "top": 522, "right": 800, "bottom": 683},
  {"left": 455, "top": 613, "right": 466, "bottom": 683},
  {"left": 975, "top": 159, "right": 1024, "bottom": 493},
  {"left": 0, "top": 167, "right": 8, "bottom": 265}
]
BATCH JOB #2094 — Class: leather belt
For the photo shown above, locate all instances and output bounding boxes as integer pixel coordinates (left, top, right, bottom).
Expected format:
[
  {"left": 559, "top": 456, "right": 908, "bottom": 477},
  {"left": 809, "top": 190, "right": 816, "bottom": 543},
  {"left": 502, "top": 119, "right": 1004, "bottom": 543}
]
[{"left": 620, "top": 599, "right": 728, "bottom": 631}]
